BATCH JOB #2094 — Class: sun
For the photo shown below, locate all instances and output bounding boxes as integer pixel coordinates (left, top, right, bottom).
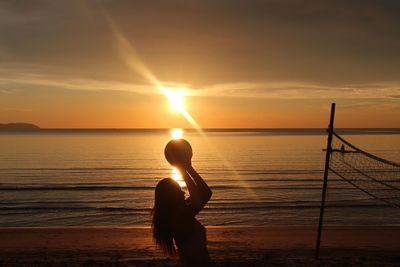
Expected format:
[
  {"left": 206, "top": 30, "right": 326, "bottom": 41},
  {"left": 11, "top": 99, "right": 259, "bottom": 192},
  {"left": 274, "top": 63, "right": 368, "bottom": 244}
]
[
  {"left": 170, "top": 128, "right": 184, "bottom": 139},
  {"left": 171, "top": 166, "right": 186, "bottom": 187},
  {"left": 160, "top": 87, "right": 186, "bottom": 113},
  {"left": 159, "top": 85, "right": 202, "bottom": 131}
]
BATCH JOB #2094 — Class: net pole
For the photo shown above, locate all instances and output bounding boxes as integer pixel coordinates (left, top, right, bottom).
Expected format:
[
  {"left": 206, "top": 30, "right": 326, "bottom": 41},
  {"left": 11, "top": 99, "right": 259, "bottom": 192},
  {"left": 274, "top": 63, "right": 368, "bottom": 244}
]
[{"left": 315, "top": 102, "right": 336, "bottom": 260}]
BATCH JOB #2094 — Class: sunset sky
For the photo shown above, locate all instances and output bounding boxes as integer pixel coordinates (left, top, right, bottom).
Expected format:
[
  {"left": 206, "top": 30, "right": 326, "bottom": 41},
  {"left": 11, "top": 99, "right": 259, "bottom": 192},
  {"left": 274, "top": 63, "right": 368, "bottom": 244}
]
[{"left": 1, "top": 0, "right": 399, "bottom": 128}]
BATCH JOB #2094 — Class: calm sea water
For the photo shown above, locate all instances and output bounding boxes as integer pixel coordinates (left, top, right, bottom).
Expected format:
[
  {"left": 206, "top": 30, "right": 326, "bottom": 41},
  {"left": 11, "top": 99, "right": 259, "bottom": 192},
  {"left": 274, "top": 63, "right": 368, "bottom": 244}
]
[{"left": 0, "top": 129, "right": 399, "bottom": 227}]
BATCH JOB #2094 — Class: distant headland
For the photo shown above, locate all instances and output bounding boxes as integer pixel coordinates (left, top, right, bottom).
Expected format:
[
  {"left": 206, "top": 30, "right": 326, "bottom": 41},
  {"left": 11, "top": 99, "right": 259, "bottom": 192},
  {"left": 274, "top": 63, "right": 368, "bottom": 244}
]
[{"left": 0, "top": 123, "right": 40, "bottom": 131}]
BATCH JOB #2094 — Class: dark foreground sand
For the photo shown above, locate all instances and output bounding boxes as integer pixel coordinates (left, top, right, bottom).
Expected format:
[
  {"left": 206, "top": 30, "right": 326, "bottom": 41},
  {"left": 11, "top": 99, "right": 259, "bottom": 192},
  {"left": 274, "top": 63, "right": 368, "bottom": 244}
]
[{"left": 1, "top": 226, "right": 400, "bottom": 266}]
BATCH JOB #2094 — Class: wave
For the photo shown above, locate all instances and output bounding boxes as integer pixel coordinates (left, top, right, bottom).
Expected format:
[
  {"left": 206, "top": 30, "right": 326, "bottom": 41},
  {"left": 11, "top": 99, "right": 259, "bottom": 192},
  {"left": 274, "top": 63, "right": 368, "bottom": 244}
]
[
  {"left": 0, "top": 206, "right": 150, "bottom": 212},
  {"left": 0, "top": 167, "right": 166, "bottom": 171},
  {"left": 0, "top": 185, "right": 154, "bottom": 191},
  {"left": 0, "top": 202, "right": 392, "bottom": 214},
  {"left": 0, "top": 184, "right": 365, "bottom": 191},
  {"left": 0, "top": 167, "right": 326, "bottom": 176}
]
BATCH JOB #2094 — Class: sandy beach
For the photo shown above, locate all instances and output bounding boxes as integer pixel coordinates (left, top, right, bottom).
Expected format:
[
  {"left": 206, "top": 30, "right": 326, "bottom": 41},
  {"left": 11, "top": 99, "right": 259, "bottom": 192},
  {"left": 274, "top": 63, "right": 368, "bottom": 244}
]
[{"left": 1, "top": 226, "right": 400, "bottom": 266}]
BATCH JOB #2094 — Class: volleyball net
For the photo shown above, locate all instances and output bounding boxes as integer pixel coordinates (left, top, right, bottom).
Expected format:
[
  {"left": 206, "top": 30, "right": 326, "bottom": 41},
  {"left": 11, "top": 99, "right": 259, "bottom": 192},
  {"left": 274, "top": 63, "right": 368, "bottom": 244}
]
[
  {"left": 329, "top": 131, "right": 400, "bottom": 208},
  {"left": 315, "top": 103, "right": 400, "bottom": 259}
]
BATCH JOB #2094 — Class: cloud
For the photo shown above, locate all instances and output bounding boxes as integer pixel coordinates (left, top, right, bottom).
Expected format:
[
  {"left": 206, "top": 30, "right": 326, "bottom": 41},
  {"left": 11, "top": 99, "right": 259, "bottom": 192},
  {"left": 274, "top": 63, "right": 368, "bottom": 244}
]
[
  {"left": 194, "top": 81, "right": 400, "bottom": 100},
  {"left": 2, "top": 107, "right": 32, "bottom": 112},
  {"left": 1, "top": 0, "right": 400, "bottom": 87},
  {"left": 0, "top": 88, "right": 14, "bottom": 94},
  {"left": 1, "top": 63, "right": 400, "bottom": 101},
  {"left": 0, "top": 64, "right": 187, "bottom": 95}
]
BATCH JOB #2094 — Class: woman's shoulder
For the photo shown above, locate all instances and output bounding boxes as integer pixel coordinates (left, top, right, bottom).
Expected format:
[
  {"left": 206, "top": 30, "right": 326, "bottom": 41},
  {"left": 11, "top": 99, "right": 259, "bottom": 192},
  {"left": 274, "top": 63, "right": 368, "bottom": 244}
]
[{"left": 175, "top": 203, "right": 196, "bottom": 224}]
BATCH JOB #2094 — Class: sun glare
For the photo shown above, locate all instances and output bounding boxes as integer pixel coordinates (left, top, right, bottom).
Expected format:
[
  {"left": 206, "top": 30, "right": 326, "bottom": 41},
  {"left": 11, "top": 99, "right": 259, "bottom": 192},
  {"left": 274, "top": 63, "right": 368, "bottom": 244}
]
[
  {"left": 171, "top": 166, "right": 186, "bottom": 187},
  {"left": 170, "top": 128, "right": 184, "bottom": 139},
  {"left": 160, "top": 87, "right": 186, "bottom": 113}
]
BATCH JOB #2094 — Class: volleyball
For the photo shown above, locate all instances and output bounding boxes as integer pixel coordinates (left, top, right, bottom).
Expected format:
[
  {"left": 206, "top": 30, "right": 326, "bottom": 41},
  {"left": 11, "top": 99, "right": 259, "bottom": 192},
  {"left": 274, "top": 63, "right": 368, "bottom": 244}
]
[{"left": 164, "top": 139, "right": 193, "bottom": 166}]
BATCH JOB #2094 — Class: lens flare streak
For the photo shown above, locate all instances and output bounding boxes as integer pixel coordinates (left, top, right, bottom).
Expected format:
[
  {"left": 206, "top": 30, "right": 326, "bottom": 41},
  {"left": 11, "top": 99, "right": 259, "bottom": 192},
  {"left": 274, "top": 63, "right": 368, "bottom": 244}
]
[{"left": 104, "top": 11, "right": 256, "bottom": 197}]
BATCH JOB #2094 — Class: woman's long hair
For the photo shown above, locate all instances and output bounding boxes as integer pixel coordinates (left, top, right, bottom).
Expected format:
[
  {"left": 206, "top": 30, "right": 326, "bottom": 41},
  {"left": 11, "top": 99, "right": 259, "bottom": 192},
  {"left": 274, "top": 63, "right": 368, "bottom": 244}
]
[{"left": 151, "top": 178, "right": 184, "bottom": 256}]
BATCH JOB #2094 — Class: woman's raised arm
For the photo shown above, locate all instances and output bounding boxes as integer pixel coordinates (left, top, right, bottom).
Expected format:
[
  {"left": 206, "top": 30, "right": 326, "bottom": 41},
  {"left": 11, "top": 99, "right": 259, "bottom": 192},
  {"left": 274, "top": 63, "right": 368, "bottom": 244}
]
[
  {"left": 187, "top": 166, "right": 212, "bottom": 203},
  {"left": 178, "top": 164, "right": 212, "bottom": 215}
]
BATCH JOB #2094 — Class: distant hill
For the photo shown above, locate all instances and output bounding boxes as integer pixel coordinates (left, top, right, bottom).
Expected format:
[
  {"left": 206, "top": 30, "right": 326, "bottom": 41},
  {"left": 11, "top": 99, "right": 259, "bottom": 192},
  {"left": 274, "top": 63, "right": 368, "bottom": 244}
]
[{"left": 0, "top": 123, "right": 40, "bottom": 130}]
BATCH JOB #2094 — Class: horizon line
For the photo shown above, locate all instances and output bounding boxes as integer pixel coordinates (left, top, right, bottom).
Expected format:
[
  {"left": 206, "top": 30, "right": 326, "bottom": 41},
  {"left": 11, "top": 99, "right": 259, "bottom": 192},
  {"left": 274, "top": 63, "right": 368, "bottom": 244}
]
[{"left": 2, "top": 127, "right": 400, "bottom": 130}]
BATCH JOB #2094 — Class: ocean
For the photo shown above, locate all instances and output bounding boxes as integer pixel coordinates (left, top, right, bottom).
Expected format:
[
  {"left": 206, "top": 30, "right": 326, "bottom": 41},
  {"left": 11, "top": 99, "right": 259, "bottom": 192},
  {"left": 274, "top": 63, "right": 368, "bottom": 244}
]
[{"left": 0, "top": 129, "right": 399, "bottom": 227}]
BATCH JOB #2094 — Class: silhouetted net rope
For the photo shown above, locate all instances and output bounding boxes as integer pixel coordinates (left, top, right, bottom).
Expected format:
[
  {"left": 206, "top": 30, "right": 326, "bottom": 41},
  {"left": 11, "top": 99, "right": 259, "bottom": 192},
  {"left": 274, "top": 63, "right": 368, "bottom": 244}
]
[{"left": 329, "top": 131, "right": 400, "bottom": 208}]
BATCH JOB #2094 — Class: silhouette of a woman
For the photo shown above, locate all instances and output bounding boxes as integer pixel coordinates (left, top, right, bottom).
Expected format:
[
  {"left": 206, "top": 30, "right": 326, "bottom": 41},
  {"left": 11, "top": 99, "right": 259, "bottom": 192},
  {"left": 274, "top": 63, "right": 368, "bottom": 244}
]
[{"left": 152, "top": 139, "right": 213, "bottom": 266}]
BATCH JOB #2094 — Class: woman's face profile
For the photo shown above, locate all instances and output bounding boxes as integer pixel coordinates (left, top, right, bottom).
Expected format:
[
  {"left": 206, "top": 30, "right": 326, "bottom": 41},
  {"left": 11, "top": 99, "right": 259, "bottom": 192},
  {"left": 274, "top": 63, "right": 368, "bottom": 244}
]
[
  {"left": 170, "top": 181, "right": 186, "bottom": 203},
  {"left": 156, "top": 178, "right": 186, "bottom": 205}
]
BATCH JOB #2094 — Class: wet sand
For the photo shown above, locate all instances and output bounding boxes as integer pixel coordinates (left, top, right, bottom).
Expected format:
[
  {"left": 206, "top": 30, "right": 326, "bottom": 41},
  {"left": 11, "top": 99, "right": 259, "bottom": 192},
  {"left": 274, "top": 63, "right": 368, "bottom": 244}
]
[{"left": 1, "top": 226, "right": 400, "bottom": 266}]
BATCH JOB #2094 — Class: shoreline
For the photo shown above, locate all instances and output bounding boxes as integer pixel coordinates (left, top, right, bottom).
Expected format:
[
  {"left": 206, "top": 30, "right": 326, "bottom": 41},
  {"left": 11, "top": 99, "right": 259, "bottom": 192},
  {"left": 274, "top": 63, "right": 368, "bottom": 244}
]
[
  {"left": 0, "top": 224, "right": 400, "bottom": 231},
  {"left": 1, "top": 226, "right": 400, "bottom": 266}
]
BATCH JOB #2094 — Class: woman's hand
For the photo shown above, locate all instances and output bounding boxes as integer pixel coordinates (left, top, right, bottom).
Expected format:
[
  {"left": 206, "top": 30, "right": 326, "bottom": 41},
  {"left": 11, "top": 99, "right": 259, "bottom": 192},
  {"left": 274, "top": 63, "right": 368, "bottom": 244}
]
[{"left": 173, "top": 158, "right": 192, "bottom": 172}]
